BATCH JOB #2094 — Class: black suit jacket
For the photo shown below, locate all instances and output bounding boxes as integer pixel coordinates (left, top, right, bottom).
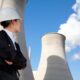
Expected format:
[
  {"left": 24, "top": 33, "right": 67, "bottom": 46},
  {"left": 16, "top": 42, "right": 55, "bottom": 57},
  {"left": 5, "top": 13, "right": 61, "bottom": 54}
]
[{"left": 0, "top": 30, "right": 27, "bottom": 72}]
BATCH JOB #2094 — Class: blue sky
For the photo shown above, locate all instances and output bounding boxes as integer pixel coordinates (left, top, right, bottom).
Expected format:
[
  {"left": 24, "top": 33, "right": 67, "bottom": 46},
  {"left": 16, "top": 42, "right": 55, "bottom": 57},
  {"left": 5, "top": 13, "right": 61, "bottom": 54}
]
[{"left": 24, "top": 0, "right": 80, "bottom": 80}]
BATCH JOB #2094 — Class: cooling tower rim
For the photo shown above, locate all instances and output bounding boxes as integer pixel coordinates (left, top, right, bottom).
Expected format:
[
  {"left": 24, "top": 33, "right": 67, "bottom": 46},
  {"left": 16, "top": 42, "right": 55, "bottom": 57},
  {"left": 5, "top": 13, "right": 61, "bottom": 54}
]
[{"left": 42, "top": 32, "right": 66, "bottom": 40}]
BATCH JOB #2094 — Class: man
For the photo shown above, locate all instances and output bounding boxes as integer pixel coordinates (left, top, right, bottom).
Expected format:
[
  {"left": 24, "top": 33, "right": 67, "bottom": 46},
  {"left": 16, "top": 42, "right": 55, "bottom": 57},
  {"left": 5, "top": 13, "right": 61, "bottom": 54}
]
[{"left": 0, "top": 17, "right": 27, "bottom": 80}]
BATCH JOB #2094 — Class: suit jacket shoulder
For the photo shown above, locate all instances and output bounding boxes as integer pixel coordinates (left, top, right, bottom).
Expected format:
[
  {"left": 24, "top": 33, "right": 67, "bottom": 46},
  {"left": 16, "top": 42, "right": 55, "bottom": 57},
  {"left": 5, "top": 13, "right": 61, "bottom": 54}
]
[
  {"left": 0, "top": 30, "right": 11, "bottom": 45},
  {"left": 0, "top": 30, "right": 16, "bottom": 60},
  {"left": 0, "top": 30, "right": 15, "bottom": 49}
]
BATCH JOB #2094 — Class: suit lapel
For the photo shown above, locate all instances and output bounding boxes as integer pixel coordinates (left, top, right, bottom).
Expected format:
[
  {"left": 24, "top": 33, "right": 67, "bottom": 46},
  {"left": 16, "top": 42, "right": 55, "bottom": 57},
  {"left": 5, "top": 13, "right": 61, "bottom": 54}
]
[
  {"left": 1, "top": 30, "right": 15, "bottom": 50},
  {"left": 1, "top": 30, "right": 17, "bottom": 60}
]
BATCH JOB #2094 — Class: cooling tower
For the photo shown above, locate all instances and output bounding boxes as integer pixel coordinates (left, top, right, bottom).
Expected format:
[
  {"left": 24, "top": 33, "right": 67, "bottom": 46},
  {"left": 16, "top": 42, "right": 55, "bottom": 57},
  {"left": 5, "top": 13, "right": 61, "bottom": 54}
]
[
  {"left": 35, "top": 33, "right": 73, "bottom": 80},
  {"left": 17, "top": 0, "right": 34, "bottom": 80}
]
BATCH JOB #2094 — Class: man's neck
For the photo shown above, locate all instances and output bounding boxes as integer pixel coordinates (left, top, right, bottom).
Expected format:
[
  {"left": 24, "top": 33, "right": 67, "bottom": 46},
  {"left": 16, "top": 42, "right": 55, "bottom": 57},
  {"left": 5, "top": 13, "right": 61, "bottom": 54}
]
[{"left": 5, "top": 26, "right": 15, "bottom": 33}]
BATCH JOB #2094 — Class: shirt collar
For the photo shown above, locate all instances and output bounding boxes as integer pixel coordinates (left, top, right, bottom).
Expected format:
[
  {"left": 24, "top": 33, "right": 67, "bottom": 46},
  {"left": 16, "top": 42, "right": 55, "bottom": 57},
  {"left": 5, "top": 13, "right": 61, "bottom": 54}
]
[{"left": 3, "top": 29, "right": 16, "bottom": 43}]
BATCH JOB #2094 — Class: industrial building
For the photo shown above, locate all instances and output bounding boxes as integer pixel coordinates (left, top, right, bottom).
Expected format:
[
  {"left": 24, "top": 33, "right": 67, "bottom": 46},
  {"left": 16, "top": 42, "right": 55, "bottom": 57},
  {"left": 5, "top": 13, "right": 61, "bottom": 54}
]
[{"left": 34, "top": 33, "right": 73, "bottom": 80}]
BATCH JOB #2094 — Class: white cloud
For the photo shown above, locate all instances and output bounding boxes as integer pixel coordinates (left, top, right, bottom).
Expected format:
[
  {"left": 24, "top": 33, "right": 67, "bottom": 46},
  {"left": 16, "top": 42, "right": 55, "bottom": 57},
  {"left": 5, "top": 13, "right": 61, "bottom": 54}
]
[
  {"left": 65, "top": 45, "right": 72, "bottom": 52},
  {"left": 72, "top": 0, "right": 80, "bottom": 20},
  {"left": 58, "top": 0, "right": 80, "bottom": 52},
  {"left": 71, "top": 53, "right": 80, "bottom": 61}
]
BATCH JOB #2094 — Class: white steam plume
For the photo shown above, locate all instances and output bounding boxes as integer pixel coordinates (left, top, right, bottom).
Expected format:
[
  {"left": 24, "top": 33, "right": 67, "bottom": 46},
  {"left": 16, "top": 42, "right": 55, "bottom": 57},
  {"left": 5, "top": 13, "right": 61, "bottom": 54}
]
[{"left": 58, "top": 0, "right": 80, "bottom": 52}]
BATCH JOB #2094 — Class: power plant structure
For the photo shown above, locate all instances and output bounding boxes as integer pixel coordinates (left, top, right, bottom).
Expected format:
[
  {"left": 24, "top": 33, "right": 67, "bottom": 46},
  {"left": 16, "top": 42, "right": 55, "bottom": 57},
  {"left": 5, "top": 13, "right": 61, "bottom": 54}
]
[
  {"left": 16, "top": 0, "right": 34, "bottom": 80},
  {"left": 34, "top": 33, "right": 73, "bottom": 80},
  {"left": 0, "top": 0, "right": 34, "bottom": 80}
]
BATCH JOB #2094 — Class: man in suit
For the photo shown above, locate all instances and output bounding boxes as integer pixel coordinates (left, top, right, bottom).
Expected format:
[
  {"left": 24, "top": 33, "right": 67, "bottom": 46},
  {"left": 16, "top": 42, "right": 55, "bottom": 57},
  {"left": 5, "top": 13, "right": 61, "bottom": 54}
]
[{"left": 0, "top": 9, "right": 27, "bottom": 80}]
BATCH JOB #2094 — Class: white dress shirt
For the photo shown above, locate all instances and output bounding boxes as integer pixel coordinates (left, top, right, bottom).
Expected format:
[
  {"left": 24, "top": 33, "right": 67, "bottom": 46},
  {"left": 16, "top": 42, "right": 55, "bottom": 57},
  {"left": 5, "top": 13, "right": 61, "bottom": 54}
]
[{"left": 4, "top": 29, "right": 17, "bottom": 49}]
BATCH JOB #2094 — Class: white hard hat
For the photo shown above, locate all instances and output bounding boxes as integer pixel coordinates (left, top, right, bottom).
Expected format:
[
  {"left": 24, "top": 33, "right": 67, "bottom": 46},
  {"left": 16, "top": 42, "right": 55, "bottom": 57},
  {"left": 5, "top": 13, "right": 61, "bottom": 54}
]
[
  {"left": 0, "top": 0, "right": 21, "bottom": 22},
  {"left": 0, "top": 8, "right": 21, "bottom": 22}
]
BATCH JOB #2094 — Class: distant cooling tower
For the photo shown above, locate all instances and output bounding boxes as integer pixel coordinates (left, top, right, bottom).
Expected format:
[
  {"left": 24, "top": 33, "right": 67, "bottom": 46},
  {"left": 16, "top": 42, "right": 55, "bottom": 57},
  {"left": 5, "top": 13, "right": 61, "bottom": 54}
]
[{"left": 35, "top": 33, "right": 73, "bottom": 80}]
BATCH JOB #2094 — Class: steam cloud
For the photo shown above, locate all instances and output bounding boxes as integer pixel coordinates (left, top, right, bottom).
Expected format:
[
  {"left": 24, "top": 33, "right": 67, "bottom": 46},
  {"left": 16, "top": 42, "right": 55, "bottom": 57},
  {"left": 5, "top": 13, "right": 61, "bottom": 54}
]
[
  {"left": 71, "top": 52, "right": 80, "bottom": 61},
  {"left": 58, "top": 0, "right": 80, "bottom": 52}
]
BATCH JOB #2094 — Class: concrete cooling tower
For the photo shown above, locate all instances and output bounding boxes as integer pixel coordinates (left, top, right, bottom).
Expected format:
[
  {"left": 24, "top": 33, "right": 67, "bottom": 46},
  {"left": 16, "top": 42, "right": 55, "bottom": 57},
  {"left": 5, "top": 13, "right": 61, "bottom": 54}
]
[
  {"left": 17, "top": 0, "right": 34, "bottom": 80},
  {"left": 35, "top": 33, "right": 73, "bottom": 80}
]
